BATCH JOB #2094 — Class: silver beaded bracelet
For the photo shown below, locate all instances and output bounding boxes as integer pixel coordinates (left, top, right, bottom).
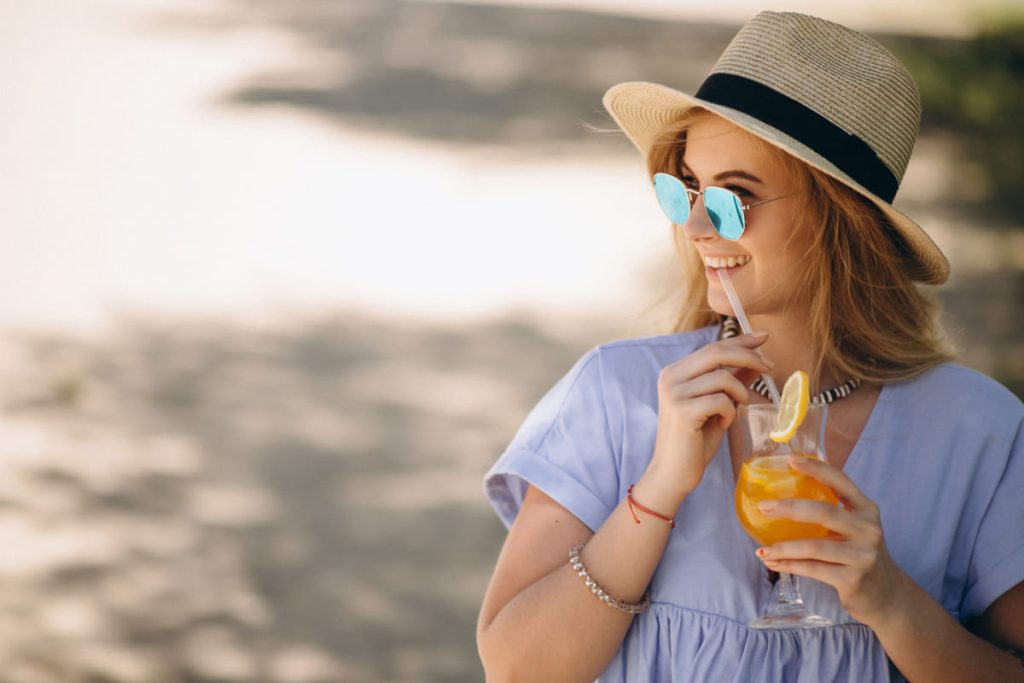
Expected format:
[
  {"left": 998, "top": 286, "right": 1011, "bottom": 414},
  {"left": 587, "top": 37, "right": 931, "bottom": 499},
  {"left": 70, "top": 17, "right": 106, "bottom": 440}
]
[{"left": 569, "top": 543, "right": 651, "bottom": 615}]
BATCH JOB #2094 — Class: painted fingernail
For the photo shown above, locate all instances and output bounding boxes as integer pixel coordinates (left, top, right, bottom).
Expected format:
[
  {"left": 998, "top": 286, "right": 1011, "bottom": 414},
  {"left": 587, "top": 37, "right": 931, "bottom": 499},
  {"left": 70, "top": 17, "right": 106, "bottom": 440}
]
[{"left": 758, "top": 500, "right": 777, "bottom": 513}]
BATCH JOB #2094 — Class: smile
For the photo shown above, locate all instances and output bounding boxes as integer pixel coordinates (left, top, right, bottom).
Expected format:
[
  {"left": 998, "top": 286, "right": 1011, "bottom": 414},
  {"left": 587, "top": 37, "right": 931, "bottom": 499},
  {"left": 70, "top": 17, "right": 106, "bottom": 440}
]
[{"left": 702, "top": 254, "right": 751, "bottom": 269}]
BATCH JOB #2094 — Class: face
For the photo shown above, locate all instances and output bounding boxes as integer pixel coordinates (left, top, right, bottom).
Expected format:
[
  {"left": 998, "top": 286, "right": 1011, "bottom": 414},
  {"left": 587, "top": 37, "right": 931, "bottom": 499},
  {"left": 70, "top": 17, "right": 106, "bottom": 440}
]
[{"left": 680, "top": 115, "right": 811, "bottom": 320}]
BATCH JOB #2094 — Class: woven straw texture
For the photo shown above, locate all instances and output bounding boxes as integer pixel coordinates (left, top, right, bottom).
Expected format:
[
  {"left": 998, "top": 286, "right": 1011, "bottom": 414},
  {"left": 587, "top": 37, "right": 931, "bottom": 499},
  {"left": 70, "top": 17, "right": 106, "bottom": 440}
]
[
  {"left": 713, "top": 11, "right": 921, "bottom": 181},
  {"left": 602, "top": 11, "right": 949, "bottom": 284}
]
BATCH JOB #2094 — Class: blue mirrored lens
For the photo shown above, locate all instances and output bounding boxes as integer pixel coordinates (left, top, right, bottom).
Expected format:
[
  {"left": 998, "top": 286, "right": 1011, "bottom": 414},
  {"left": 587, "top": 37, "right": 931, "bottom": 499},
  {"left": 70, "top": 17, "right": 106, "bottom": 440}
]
[
  {"left": 653, "top": 173, "right": 690, "bottom": 224},
  {"left": 704, "top": 187, "right": 745, "bottom": 240}
]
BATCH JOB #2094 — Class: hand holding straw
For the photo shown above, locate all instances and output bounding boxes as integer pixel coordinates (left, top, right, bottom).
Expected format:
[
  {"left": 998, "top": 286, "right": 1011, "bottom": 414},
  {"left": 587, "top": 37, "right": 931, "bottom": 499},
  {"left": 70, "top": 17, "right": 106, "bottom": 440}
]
[{"left": 716, "top": 268, "right": 781, "bottom": 405}]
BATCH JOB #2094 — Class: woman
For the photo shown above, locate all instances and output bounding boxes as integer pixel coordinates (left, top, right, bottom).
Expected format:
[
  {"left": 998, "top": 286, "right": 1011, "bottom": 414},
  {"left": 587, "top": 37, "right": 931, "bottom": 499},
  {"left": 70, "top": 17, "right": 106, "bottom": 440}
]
[{"left": 476, "top": 11, "right": 1024, "bottom": 682}]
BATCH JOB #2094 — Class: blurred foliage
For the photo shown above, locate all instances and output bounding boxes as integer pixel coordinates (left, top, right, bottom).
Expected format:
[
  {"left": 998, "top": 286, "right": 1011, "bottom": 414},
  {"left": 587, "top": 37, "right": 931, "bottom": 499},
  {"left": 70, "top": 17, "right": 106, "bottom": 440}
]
[{"left": 891, "top": 13, "right": 1024, "bottom": 222}]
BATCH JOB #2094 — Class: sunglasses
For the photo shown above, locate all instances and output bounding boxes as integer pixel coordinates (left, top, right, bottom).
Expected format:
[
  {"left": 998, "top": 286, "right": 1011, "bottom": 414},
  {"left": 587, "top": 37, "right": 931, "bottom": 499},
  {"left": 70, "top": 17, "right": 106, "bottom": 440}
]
[{"left": 652, "top": 172, "right": 793, "bottom": 240}]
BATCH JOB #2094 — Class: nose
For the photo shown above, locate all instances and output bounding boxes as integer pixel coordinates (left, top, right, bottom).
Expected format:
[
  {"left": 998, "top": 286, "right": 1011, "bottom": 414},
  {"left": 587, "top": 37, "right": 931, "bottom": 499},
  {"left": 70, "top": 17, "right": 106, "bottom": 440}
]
[{"left": 681, "top": 194, "right": 717, "bottom": 243}]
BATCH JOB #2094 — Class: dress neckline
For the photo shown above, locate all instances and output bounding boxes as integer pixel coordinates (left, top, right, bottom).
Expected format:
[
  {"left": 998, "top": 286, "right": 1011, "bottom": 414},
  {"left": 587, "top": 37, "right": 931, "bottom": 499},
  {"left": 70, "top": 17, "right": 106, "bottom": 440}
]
[{"left": 722, "top": 380, "right": 889, "bottom": 486}]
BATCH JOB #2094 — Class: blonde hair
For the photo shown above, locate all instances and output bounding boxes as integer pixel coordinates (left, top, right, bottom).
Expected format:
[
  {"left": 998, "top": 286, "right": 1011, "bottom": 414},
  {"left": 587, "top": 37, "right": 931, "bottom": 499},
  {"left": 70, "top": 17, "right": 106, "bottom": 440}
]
[{"left": 646, "top": 109, "right": 953, "bottom": 385}]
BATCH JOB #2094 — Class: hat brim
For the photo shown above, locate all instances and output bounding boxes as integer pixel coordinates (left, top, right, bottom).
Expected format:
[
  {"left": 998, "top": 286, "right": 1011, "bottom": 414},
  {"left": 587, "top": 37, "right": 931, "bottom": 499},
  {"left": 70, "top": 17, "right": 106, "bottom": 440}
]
[{"left": 603, "top": 81, "right": 949, "bottom": 285}]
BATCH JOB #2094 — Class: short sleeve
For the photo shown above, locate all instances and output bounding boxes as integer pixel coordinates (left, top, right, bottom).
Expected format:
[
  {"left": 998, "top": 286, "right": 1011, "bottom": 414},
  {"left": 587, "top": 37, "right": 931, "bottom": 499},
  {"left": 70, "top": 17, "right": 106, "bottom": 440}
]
[
  {"left": 960, "top": 417, "right": 1024, "bottom": 620},
  {"left": 484, "top": 348, "right": 620, "bottom": 533}
]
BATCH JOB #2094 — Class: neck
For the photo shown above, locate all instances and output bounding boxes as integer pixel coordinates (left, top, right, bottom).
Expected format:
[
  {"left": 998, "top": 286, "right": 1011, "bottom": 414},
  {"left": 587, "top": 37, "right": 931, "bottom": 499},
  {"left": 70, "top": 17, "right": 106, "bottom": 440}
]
[{"left": 745, "top": 311, "right": 842, "bottom": 391}]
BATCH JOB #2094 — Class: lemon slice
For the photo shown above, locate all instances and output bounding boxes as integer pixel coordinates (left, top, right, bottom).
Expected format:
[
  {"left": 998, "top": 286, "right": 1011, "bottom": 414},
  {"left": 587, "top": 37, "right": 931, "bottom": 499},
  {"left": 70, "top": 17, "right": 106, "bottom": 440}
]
[
  {"left": 741, "top": 458, "right": 774, "bottom": 487},
  {"left": 769, "top": 370, "right": 810, "bottom": 443},
  {"left": 744, "top": 455, "right": 790, "bottom": 491}
]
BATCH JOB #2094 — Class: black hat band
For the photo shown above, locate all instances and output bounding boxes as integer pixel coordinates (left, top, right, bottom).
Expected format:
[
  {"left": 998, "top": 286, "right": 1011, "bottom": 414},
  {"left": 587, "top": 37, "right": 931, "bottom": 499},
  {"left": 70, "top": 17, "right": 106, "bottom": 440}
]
[{"left": 695, "top": 73, "right": 899, "bottom": 202}]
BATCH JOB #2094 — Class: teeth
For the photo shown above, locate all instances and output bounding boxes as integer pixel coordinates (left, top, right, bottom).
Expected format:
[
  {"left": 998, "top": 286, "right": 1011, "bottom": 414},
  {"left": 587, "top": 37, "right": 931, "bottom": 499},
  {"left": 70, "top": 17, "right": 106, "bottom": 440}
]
[{"left": 704, "top": 255, "right": 750, "bottom": 269}]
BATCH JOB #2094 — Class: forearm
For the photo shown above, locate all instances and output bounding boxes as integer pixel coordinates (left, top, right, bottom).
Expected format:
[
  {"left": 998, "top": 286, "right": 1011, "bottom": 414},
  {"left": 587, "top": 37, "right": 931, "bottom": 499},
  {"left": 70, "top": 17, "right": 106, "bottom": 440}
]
[
  {"left": 479, "top": 471, "right": 682, "bottom": 682},
  {"left": 870, "top": 573, "right": 1024, "bottom": 682}
]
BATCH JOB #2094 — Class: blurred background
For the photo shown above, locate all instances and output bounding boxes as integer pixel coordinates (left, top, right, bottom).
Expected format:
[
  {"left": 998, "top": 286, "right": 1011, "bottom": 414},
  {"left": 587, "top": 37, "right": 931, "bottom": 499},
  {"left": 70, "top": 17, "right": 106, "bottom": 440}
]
[{"left": 0, "top": 0, "right": 1021, "bottom": 681}]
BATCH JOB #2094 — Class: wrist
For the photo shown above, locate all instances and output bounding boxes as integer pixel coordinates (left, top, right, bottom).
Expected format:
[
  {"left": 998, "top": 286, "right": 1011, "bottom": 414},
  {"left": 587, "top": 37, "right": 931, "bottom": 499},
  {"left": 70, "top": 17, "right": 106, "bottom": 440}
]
[
  {"left": 633, "top": 465, "right": 689, "bottom": 517},
  {"left": 858, "top": 567, "right": 919, "bottom": 633}
]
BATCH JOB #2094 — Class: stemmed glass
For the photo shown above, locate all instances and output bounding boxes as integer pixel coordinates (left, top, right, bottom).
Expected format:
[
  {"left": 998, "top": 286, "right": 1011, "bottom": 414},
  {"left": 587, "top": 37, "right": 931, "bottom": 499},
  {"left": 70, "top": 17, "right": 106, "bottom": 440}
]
[{"left": 735, "top": 402, "right": 837, "bottom": 629}]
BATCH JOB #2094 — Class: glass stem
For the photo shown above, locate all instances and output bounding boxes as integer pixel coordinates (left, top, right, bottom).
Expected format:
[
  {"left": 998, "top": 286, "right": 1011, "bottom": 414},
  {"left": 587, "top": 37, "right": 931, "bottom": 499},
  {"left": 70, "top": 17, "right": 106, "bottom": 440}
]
[{"left": 778, "top": 572, "right": 803, "bottom": 606}]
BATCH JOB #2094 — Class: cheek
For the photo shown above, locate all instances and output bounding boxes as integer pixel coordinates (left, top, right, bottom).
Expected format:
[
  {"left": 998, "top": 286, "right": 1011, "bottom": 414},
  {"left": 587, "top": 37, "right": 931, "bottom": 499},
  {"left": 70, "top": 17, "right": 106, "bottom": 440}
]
[
  {"left": 743, "top": 236, "right": 811, "bottom": 302},
  {"left": 756, "top": 216, "right": 813, "bottom": 273},
  {"left": 769, "top": 242, "right": 815, "bottom": 300}
]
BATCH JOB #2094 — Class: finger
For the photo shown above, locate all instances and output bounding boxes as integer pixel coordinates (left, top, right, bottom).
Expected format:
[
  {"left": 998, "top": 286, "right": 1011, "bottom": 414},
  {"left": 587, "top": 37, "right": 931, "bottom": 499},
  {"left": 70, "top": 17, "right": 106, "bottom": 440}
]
[
  {"left": 722, "top": 330, "right": 771, "bottom": 348},
  {"left": 663, "top": 335, "right": 773, "bottom": 383},
  {"left": 674, "top": 368, "right": 751, "bottom": 405},
  {"left": 787, "top": 457, "right": 877, "bottom": 514},
  {"left": 685, "top": 393, "right": 737, "bottom": 431},
  {"left": 758, "top": 539, "right": 856, "bottom": 566},
  {"left": 757, "top": 498, "right": 860, "bottom": 536},
  {"left": 762, "top": 558, "right": 848, "bottom": 587}
]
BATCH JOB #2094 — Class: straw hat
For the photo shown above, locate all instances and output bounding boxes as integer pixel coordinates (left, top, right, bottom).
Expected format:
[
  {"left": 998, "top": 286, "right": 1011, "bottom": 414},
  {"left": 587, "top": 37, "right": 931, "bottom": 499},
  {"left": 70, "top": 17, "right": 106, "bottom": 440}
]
[{"left": 603, "top": 11, "right": 949, "bottom": 285}]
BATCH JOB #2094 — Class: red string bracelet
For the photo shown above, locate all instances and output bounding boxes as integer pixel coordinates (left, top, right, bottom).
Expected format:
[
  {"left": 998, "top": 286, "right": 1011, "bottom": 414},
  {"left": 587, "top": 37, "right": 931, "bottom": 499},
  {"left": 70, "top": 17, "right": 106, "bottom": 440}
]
[{"left": 626, "top": 484, "right": 676, "bottom": 529}]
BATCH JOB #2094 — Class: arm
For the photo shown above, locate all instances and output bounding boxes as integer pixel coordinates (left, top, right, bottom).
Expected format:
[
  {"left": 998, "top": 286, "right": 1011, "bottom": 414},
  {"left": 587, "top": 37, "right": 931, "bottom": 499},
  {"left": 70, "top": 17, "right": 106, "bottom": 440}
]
[
  {"left": 868, "top": 579, "right": 1024, "bottom": 682},
  {"left": 758, "top": 457, "right": 1024, "bottom": 682},
  {"left": 476, "top": 475, "right": 682, "bottom": 683},
  {"left": 971, "top": 583, "right": 1024, "bottom": 669},
  {"left": 477, "top": 333, "right": 772, "bottom": 682}
]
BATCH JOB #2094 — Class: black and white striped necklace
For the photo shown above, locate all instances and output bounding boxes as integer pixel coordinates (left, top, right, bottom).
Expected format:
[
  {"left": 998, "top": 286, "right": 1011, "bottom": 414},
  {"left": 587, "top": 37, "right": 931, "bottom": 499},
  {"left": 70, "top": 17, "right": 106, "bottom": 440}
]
[{"left": 719, "top": 316, "right": 862, "bottom": 405}]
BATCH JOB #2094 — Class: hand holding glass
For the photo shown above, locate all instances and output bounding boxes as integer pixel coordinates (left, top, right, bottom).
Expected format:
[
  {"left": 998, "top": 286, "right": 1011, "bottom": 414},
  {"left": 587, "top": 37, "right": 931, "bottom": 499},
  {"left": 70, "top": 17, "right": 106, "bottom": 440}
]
[{"left": 735, "top": 402, "right": 837, "bottom": 628}]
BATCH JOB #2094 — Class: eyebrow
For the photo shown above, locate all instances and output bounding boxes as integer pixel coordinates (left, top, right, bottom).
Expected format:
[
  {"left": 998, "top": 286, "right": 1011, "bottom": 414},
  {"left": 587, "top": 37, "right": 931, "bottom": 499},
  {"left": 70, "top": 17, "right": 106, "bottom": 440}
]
[{"left": 680, "top": 162, "right": 764, "bottom": 185}]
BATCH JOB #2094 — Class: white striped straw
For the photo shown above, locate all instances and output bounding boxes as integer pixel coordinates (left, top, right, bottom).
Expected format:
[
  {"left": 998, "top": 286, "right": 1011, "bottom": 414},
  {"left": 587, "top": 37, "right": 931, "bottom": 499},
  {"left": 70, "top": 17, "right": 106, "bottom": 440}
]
[{"left": 717, "top": 268, "right": 781, "bottom": 405}]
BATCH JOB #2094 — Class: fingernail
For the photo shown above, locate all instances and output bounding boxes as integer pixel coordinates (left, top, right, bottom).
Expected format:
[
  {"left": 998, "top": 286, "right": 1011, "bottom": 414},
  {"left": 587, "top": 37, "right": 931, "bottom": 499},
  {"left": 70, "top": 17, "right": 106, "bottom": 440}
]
[
  {"left": 758, "top": 500, "right": 777, "bottom": 513},
  {"left": 755, "top": 547, "right": 767, "bottom": 558},
  {"left": 752, "top": 330, "right": 768, "bottom": 338}
]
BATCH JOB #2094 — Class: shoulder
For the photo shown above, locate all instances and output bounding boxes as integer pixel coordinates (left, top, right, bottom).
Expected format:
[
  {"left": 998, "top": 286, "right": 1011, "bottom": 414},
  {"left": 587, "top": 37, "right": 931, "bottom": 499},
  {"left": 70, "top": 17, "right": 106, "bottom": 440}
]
[
  {"left": 506, "top": 328, "right": 721, "bottom": 425},
  {"left": 589, "top": 325, "right": 719, "bottom": 374},
  {"left": 886, "top": 364, "right": 1023, "bottom": 452},
  {"left": 897, "top": 363, "right": 1023, "bottom": 419},
  {"left": 542, "top": 327, "right": 719, "bottom": 409}
]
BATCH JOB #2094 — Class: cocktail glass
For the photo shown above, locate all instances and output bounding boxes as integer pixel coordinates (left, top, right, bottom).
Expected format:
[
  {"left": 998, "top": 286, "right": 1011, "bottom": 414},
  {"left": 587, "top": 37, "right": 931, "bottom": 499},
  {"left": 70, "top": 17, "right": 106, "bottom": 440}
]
[{"left": 735, "top": 402, "right": 837, "bottom": 629}]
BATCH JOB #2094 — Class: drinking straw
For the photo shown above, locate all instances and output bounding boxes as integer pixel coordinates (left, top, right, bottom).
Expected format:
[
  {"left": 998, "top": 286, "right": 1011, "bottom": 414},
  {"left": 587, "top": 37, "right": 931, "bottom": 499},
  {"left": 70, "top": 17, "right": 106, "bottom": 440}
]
[{"left": 717, "top": 268, "right": 781, "bottom": 405}]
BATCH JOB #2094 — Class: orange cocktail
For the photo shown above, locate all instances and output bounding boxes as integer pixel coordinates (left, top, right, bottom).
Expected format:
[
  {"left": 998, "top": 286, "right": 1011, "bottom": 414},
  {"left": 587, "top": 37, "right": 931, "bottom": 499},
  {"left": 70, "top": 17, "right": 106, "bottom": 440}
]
[{"left": 735, "top": 453, "right": 838, "bottom": 546}]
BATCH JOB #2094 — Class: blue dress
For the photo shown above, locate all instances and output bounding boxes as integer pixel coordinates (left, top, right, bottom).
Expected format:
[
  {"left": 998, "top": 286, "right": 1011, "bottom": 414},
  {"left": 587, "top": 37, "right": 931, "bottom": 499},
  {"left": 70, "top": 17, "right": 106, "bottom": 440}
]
[{"left": 484, "top": 325, "right": 1024, "bottom": 682}]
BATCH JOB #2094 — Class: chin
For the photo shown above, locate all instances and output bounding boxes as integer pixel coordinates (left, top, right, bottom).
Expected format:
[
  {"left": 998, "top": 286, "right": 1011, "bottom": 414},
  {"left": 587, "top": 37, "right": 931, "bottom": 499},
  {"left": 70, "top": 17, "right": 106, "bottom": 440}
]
[{"left": 706, "top": 290, "right": 733, "bottom": 318}]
